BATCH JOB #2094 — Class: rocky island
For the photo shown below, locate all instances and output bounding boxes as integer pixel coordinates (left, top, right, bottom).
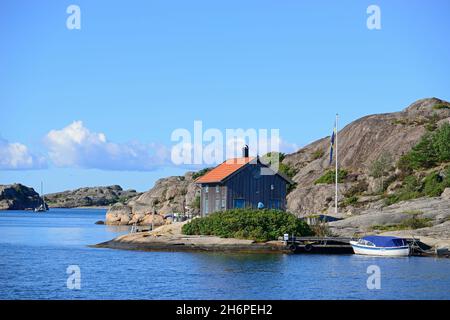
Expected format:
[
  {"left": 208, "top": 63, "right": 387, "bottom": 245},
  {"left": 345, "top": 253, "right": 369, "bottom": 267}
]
[
  {"left": 0, "top": 184, "right": 43, "bottom": 210},
  {"left": 0, "top": 184, "right": 141, "bottom": 210},
  {"left": 103, "top": 97, "right": 450, "bottom": 249},
  {"left": 45, "top": 185, "right": 141, "bottom": 208}
]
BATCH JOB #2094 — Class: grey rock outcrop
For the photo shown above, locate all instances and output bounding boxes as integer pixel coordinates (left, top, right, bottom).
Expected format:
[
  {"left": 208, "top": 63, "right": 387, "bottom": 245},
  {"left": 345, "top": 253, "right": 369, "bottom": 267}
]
[
  {"left": 45, "top": 185, "right": 140, "bottom": 208},
  {"left": 0, "top": 184, "right": 42, "bottom": 210},
  {"left": 329, "top": 197, "right": 450, "bottom": 238},
  {"left": 105, "top": 172, "right": 200, "bottom": 226},
  {"left": 284, "top": 97, "right": 450, "bottom": 215}
]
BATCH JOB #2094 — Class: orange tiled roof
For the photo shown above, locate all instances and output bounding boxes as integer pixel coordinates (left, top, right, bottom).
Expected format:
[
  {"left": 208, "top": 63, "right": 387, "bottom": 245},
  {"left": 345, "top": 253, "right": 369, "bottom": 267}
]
[{"left": 195, "top": 157, "right": 255, "bottom": 183}]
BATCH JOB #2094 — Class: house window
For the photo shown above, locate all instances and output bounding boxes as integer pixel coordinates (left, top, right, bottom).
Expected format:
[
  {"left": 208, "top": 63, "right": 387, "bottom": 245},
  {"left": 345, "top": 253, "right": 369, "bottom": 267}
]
[
  {"left": 205, "top": 186, "right": 209, "bottom": 193},
  {"left": 234, "top": 199, "right": 245, "bottom": 209},
  {"left": 215, "top": 199, "right": 220, "bottom": 211},
  {"left": 221, "top": 198, "right": 226, "bottom": 209},
  {"left": 216, "top": 186, "right": 220, "bottom": 193},
  {"left": 204, "top": 197, "right": 209, "bottom": 215}
]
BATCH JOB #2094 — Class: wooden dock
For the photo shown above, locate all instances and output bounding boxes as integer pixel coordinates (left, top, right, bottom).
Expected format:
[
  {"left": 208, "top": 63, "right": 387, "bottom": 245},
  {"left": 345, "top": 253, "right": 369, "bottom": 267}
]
[
  {"left": 286, "top": 236, "right": 445, "bottom": 257},
  {"left": 287, "top": 237, "right": 354, "bottom": 254}
]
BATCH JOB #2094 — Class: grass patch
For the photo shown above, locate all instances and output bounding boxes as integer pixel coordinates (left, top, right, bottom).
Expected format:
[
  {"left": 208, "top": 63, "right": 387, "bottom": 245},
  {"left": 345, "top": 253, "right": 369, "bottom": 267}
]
[
  {"left": 315, "top": 169, "right": 348, "bottom": 184},
  {"left": 312, "top": 149, "right": 325, "bottom": 160},
  {"left": 342, "top": 195, "right": 358, "bottom": 207},
  {"left": 370, "top": 214, "right": 432, "bottom": 231},
  {"left": 402, "top": 210, "right": 424, "bottom": 215}
]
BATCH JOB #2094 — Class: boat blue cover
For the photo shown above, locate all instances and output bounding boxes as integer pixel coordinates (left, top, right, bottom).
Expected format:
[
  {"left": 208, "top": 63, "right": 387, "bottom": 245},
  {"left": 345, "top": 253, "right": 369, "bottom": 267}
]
[{"left": 362, "top": 236, "right": 407, "bottom": 247}]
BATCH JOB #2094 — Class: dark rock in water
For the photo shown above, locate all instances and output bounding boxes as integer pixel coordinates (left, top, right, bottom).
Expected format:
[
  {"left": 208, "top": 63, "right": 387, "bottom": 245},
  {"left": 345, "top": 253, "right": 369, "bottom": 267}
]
[
  {"left": 0, "top": 184, "right": 42, "bottom": 210},
  {"left": 45, "top": 186, "right": 141, "bottom": 208},
  {"left": 95, "top": 220, "right": 105, "bottom": 225}
]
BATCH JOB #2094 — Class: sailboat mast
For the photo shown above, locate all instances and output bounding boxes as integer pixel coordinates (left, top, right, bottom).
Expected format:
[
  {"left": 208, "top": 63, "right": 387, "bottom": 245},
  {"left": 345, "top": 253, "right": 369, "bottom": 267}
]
[
  {"left": 41, "top": 181, "right": 44, "bottom": 205},
  {"left": 335, "top": 114, "right": 339, "bottom": 215}
]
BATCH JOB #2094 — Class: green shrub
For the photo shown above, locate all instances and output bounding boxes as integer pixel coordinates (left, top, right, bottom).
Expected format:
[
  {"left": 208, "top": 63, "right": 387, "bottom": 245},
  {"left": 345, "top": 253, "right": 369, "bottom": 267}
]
[
  {"left": 423, "top": 172, "right": 444, "bottom": 197},
  {"left": 432, "top": 103, "right": 450, "bottom": 110},
  {"left": 432, "top": 123, "right": 450, "bottom": 162},
  {"left": 398, "top": 123, "right": 450, "bottom": 170},
  {"left": 312, "top": 149, "right": 325, "bottom": 160},
  {"left": 400, "top": 215, "right": 432, "bottom": 229},
  {"left": 315, "top": 169, "right": 348, "bottom": 184},
  {"left": 342, "top": 195, "right": 358, "bottom": 206},
  {"left": 262, "top": 152, "right": 298, "bottom": 179},
  {"left": 193, "top": 168, "right": 213, "bottom": 180},
  {"left": 370, "top": 217, "right": 431, "bottom": 231},
  {"left": 182, "top": 209, "right": 313, "bottom": 242},
  {"left": 383, "top": 175, "right": 422, "bottom": 205}
]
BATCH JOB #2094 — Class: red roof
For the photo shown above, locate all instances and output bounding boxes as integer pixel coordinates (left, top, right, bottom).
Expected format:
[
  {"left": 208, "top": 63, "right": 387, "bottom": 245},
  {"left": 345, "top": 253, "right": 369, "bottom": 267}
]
[{"left": 195, "top": 157, "right": 255, "bottom": 183}]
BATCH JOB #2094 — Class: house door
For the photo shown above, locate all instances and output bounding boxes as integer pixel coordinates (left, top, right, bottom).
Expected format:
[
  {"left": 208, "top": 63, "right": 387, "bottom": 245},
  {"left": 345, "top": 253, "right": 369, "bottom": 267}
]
[{"left": 233, "top": 199, "right": 245, "bottom": 209}]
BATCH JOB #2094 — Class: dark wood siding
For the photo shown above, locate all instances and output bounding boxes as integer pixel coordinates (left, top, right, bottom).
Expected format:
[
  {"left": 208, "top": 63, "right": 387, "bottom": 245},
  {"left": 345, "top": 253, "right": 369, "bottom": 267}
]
[
  {"left": 199, "top": 162, "right": 288, "bottom": 215},
  {"left": 224, "top": 163, "right": 287, "bottom": 210}
]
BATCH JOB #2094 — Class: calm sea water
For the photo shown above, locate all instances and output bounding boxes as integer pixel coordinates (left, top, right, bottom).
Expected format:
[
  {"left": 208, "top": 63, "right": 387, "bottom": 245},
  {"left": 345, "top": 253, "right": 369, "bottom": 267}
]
[{"left": 0, "top": 209, "right": 449, "bottom": 300}]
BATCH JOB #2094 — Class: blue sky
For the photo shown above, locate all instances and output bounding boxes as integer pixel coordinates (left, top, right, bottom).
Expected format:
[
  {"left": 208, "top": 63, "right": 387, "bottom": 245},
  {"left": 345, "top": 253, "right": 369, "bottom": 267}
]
[{"left": 1, "top": 0, "right": 449, "bottom": 193}]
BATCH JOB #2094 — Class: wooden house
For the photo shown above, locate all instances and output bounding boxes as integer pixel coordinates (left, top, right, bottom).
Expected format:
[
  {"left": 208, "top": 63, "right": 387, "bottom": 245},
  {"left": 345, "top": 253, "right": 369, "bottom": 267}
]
[{"left": 195, "top": 146, "right": 292, "bottom": 216}]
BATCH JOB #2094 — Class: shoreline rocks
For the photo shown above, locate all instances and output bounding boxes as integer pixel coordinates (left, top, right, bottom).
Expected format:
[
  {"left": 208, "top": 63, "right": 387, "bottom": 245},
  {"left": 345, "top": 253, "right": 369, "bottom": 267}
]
[
  {"left": 0, "top": 184, "right": 42, "bottom": 210},
  {"left": 105, "top": 172, "right": 200, "bottom": 226}
]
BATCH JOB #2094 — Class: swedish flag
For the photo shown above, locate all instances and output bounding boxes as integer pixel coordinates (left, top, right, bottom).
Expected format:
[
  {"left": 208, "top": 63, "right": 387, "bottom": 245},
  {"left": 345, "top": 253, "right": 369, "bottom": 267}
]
[{"left": 329, "top": 126, "right": 336, "bottom": 165}]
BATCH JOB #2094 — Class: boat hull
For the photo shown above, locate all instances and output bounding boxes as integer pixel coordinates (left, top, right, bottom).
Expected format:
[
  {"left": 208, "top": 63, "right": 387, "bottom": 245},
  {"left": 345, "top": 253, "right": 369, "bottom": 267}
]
[{"left": 350, "top": 241, "right": 410, "bottom": 257}]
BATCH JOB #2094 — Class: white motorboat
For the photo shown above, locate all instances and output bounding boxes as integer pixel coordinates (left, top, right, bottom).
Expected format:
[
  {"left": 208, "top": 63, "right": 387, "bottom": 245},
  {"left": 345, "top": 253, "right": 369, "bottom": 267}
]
[{"left": 350, "top": 236, "right": 410, "bottom": 257}]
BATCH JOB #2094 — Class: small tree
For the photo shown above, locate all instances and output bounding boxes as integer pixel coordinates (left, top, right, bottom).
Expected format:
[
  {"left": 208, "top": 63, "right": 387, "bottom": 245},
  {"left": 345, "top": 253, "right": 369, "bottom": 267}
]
[
  {"left": 432, "top": 122, "right": 450, "bottom": 162},
  {"left": 369, "top": 152, "right": 393, "bottom": 193}
]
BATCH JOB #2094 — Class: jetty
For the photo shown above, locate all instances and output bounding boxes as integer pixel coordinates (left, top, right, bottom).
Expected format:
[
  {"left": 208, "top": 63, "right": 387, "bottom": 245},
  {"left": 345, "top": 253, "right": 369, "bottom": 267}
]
[
  {"left": 285, "top": 236, "right": 446, "bottom": 257},
  {"left": 286, "top": 236, "right": 354, "bottom": 254}
]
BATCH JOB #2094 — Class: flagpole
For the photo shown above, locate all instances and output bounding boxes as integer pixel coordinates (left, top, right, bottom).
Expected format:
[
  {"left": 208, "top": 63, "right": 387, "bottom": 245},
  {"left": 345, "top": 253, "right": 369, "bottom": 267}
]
[{"left": 335, "top": 113, "right": 339, "bottom": 215}]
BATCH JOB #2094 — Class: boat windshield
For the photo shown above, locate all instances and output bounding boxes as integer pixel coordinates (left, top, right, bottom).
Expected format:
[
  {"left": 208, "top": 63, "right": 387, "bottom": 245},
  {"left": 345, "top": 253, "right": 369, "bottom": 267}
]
[{"left": 358, "top": 239, "right": 375, "bottom": 246}]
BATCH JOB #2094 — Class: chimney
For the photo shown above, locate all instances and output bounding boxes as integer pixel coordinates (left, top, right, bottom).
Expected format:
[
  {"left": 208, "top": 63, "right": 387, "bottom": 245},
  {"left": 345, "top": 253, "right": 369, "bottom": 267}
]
[{"left": 243, "top": 145, "right": 249, "bottom": 158}]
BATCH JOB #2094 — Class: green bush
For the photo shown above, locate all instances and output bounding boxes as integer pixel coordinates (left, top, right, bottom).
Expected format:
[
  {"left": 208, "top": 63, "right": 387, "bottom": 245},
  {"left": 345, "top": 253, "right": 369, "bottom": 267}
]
[
  {"left": 182, "top": 209, "right": 313, "bottom": 242},
  {"left": 400, "top": 215, "right": 432, "bottom": 229},
  {"left": 262, "top": 152, "right": 298, "bottom": 179},
  {"left": 432, "top": 103, "right": 450, "bottom": 110},
  {"left": 193, "top": 168, "right": 213, "bottom": 180},
  {"left": 383, "top": 175, "right": 422, "bottom": 205},
  {"left": 384, "top": 169, "right": 450, "bottom": 205},
  {"left": 312, "top": 149, "right": 325, "bottom": 160},
  {"left": 398, "top": 123, "right": 450, "bottom": 170},
  {"left": 342, "top": 195, "right": 358, "bottom": 206},
  {"left": 432, "top": 123, "right": 450, "bottom": 162},
  {"left": 423, "top": 172, "right": 444, "bottom": 197},
  {"left": 315, "top": 169, "right": 348, "bottom": 184}
]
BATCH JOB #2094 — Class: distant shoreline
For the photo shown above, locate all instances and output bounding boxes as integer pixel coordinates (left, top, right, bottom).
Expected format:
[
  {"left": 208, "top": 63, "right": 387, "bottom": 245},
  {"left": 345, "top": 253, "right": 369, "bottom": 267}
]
[{"left": 46, "top": 206, "right": 110, "bottom": 210}]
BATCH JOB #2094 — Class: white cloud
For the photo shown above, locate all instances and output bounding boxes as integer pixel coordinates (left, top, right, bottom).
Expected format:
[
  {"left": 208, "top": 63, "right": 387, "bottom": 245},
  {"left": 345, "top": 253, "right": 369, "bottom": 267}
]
[
  {"left": 0, "top": 138, "right": 47, "bottom": 170},
  {"left": 45, "top": 121, "right": 171, "bottom": 171}
]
